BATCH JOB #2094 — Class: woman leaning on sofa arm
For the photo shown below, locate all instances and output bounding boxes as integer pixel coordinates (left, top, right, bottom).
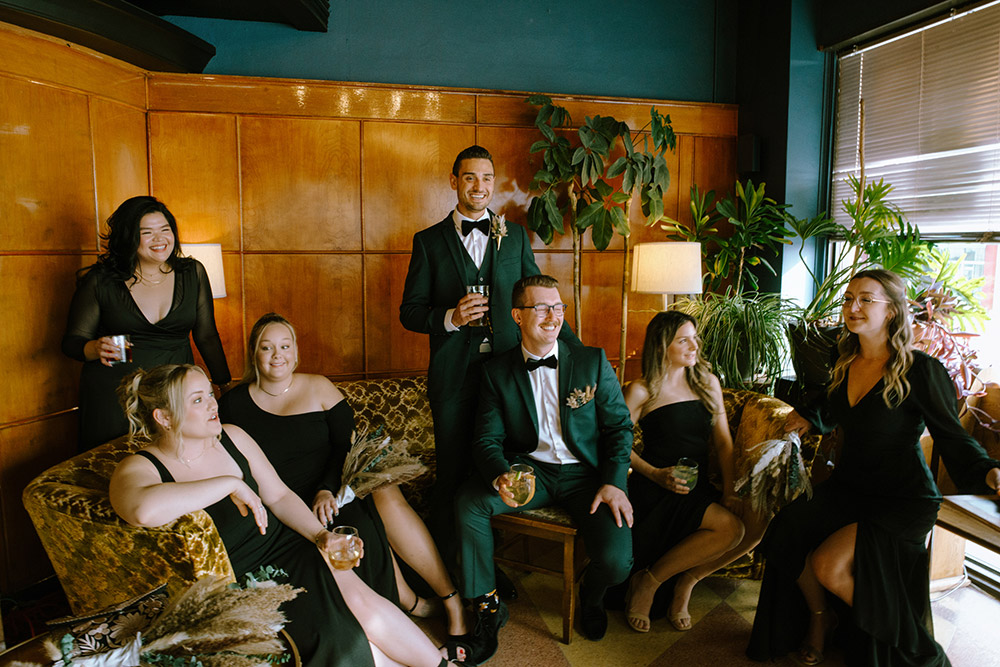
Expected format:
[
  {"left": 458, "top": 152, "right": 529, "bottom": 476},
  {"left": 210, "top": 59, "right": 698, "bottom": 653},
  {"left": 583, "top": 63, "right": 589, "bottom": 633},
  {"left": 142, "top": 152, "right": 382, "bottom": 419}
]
[{"left": 109, "top": 363, "right": 466, "bottom": 667}]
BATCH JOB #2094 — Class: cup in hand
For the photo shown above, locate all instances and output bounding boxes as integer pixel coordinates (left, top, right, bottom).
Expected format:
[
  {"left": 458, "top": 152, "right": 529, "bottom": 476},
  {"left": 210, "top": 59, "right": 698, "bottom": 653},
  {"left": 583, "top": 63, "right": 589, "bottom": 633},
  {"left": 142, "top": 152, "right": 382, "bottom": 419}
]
[
  {"left": 673, "top": 457, "right": 699, "bottom": 490},
  {"left": 328, "top": 526, "right": 361, "bottom": 570},
  {"left": 508, "top": 463, "right": 536, "bottom": 506},
  {"left": 110, "top": 334, "right": 132, "bottom": 365},
  {"left": 465, "top": 284, "right": 490, "bottom": 327}
]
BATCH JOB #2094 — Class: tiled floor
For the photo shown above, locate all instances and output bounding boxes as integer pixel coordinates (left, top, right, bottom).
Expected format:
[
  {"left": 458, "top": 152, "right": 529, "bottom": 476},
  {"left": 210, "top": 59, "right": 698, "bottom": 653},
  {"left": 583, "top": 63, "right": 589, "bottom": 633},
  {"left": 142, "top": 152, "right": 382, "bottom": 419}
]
[{"left": 419, "top": 569, "right": 1000, "bottom": 667}]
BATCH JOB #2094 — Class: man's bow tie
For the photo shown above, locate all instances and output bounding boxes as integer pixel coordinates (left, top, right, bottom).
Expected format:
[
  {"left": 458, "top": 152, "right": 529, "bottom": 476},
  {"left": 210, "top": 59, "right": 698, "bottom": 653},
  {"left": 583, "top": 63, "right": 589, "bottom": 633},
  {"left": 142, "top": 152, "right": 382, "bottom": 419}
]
[
  {"left": 525, "top": 356, "right": 557, "bottom": 372},
  {"left": 461, "top": 218, "right": 490, "bottom": 237}
]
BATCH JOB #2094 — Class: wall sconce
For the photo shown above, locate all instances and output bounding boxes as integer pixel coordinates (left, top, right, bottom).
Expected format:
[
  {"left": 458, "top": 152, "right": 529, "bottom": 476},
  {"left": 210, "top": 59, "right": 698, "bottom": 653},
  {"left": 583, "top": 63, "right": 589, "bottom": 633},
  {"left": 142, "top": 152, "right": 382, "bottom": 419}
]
[
  {"left": 631, "top": 242, "right": 703, "bottom": 308},
  {"left": 180, "top": 243, "right": 227, "bottom": 298}
]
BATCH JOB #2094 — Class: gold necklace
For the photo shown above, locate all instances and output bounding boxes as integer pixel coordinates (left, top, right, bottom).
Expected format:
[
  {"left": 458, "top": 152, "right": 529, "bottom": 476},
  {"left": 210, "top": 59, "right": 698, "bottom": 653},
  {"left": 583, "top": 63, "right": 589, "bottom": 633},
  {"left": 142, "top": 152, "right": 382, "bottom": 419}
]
[
  {"left": 258, "top": 377, "right": 294, "bottom": 397},
  {"left": 136, "top": 266, "right": 170, "bottom": 285}
]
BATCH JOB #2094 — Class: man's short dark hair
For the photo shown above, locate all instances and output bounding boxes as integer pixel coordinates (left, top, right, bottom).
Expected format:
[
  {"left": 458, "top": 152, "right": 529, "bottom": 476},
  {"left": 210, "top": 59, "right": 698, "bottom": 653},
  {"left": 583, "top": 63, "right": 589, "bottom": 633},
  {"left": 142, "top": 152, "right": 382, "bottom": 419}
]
[
  {"left": 452, "top": 145, "right": 494, "bottom": 177},
  {"left": 512, "top": 274, "right": 560, "bottom": 307}
]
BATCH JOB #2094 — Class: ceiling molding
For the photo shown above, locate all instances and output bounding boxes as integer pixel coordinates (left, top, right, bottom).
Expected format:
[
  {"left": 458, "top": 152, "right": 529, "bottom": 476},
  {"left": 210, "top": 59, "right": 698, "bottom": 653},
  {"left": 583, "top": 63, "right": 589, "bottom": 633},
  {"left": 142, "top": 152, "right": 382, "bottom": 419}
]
[{"left": 128, "top": 0, "right": 331, "bottom": 32}]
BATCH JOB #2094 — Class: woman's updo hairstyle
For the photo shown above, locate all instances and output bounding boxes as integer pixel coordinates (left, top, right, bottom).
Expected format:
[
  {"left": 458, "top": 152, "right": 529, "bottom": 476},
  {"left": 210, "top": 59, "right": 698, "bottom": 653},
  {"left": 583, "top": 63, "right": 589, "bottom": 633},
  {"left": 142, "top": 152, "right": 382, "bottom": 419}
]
[{"left": 118, "top": 364, "right": 205, "bottom": 439}]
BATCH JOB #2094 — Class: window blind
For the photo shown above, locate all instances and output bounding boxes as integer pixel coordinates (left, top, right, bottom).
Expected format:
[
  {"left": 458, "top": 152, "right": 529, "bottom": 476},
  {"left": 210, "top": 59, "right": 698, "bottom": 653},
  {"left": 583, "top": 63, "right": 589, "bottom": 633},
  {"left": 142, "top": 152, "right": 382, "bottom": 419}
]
[{"left": 832, "top": 1, "right": 1000, "bottom": 239}]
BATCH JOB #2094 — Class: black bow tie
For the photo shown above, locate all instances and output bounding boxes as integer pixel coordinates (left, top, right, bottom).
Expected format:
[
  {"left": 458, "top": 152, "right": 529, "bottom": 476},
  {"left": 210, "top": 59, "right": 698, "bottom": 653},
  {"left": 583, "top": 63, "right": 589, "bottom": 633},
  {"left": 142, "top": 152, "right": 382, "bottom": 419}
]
[
  {"left": 525, "top": 356, "right": 557, "bottom": 372},
  {"left": 461, "top": 218, "right": 490, "bottom": 237}
]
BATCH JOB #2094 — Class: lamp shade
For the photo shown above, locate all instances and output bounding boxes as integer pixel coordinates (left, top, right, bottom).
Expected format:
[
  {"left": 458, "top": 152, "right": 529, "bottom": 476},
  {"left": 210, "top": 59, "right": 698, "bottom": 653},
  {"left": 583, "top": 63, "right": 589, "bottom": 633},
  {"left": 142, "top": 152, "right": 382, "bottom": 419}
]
[
  {"left": 631, "top": 242, "right": 703, "bottom": 294},
  {"left": 180, "top": 243, "right": 226, "bottom": 298}
]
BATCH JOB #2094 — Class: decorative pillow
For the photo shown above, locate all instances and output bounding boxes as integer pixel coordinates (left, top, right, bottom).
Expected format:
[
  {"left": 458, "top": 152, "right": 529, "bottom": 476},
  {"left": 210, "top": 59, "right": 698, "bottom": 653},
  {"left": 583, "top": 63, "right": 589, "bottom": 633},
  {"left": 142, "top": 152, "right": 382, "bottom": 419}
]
[{"left": 46, "top": 584, "right": 167, "bottom": 656}]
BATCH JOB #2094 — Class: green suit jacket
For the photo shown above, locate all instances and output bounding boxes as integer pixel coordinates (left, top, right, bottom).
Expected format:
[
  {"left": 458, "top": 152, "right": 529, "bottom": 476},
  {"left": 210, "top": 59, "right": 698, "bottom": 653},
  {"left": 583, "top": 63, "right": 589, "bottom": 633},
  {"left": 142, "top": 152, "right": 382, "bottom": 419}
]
[
  {"left": 399, "top": 213, "right": 575, "bottom": 402},
  {"left": 472, "top": 340, "right": 633, "bottom": 491}
]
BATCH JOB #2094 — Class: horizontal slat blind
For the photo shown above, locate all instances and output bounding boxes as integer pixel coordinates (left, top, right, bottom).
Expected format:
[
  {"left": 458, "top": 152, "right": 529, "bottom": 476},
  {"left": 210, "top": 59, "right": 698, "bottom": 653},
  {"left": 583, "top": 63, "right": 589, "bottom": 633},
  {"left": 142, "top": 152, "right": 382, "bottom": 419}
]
[{"left": 831, "top": 2, "right": 1000, "bottom": 238}]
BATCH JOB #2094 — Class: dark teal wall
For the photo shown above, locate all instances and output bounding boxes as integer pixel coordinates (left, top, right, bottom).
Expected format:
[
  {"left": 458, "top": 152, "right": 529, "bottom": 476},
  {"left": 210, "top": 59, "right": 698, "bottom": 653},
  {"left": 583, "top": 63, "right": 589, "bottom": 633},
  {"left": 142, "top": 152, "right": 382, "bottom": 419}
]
[{"left": 164, "top": 0, "right": 736, "bottom": 102}]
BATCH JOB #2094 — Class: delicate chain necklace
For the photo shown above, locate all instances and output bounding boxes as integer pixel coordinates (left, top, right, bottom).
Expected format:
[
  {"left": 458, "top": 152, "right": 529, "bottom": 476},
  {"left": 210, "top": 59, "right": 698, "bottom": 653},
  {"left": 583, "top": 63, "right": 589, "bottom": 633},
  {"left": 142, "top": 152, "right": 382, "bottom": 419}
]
[
  {"left": 136, "top": 266, "right": 169, "bottom": 285},
  {"left": 258, "top": 377, "right": 294, "bottom": 397},
  {"left": 168, "top": 438, "right": 213, "bottom": 468}
]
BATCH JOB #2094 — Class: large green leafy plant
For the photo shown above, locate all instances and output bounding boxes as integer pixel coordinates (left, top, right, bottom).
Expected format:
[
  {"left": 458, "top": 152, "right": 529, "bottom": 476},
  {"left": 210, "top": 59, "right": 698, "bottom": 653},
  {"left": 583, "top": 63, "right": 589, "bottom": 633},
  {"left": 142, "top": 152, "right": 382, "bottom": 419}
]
[{"left": 525, "top": 94, "right": 676, "bottom": 340}]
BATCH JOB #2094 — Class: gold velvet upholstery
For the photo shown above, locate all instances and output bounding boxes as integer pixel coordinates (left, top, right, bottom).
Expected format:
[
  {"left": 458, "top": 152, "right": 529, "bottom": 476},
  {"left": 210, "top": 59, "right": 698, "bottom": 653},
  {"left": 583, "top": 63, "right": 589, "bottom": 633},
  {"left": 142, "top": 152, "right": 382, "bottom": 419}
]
[{"left": 23, "top": 377, "right": 823, "bottom": 615}]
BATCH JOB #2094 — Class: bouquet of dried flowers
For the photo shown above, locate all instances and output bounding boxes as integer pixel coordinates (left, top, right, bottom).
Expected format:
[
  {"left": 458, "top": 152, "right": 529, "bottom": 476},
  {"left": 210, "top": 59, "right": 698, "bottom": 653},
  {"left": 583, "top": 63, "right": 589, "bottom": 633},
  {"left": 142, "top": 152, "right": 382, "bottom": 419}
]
[{"left": 339, "top": 424, "right": 428, "bottom": 499}]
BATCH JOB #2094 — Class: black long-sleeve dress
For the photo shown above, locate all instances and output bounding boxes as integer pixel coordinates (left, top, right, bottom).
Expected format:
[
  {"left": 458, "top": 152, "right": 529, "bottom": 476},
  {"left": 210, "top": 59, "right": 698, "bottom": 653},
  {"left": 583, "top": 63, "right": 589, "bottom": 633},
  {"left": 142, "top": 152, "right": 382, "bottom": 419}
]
[
  {"left": 62, "top": 259, "right": 230, "bottom": 451},
  {"left": 747, "top": 351, "right": 999, "bottom": 666},
  {"left": 135, "top": 431, "right": 374, "bottom": 667},
  {"left": 218, "top": 384, "right": 397, "bottom": 603}
]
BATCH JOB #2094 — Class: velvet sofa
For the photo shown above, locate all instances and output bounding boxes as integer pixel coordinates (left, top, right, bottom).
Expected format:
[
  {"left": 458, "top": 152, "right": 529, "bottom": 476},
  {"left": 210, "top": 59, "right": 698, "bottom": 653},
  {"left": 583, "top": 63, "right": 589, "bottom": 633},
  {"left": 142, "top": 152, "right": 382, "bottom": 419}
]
[{"left": 23, "top": 376, "right": 821, "bottom": 615}]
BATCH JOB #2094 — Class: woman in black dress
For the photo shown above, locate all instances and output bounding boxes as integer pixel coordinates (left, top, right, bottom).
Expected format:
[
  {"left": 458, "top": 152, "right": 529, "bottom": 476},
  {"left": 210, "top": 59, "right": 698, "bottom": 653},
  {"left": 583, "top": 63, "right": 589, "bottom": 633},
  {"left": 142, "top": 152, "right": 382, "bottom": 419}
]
[
  {"left": 747, "top": 269, "right": 1000, "bottom": 666},
  {"left": 109, "top": 364, "right": 466, "bottom": 667},
  {"left": 622, "top": 311, "right": 762, "bottom": 632},
  {"left": 218, "top": 313, "right": 467, "bottom": 640},
  {"left": 62, "top": 196, "right": 230, "bottom": 451}
]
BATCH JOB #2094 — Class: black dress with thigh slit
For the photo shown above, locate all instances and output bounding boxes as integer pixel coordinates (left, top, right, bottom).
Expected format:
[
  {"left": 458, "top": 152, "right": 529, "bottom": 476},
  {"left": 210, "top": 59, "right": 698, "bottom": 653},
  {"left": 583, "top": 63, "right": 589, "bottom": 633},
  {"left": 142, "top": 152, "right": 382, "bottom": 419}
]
[
  {"left": 747, "top": 351, "right": 999, "bottom": 666},
  {"left": 135, "top": 430, "right": 375, "bottom": 667}
]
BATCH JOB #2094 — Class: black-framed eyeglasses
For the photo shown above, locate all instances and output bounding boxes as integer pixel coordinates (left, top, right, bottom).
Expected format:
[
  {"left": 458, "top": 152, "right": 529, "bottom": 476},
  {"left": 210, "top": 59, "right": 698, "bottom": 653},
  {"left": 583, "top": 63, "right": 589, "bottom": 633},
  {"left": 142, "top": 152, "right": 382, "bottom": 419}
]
[
  {"left": 516, "top": 303, "right": 568, "bottom": 315},
  {"left": 841, "top": 295, "right": 891, "bottom": 308}
]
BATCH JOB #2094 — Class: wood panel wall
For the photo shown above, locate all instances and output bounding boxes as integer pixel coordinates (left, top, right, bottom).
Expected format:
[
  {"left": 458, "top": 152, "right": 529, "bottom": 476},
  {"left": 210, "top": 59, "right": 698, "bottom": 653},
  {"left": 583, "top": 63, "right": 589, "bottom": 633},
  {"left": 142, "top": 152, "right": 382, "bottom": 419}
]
[{"left": 0, "top": 20, "right": 737, "bottom": 593}]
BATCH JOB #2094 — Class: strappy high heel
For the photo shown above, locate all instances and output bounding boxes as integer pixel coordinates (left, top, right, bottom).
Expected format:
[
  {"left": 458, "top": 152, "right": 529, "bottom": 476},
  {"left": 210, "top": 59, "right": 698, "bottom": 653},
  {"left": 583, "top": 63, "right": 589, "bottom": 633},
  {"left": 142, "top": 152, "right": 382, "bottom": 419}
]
[
  {"left": 668, "top": 571, "right": 698, "bottom": 631},
  {"left": 625, "top": 568, "right": 661, "bottom": 633},
  {"left": 795, "top": 609, "right": 838, "bottom": 666}
]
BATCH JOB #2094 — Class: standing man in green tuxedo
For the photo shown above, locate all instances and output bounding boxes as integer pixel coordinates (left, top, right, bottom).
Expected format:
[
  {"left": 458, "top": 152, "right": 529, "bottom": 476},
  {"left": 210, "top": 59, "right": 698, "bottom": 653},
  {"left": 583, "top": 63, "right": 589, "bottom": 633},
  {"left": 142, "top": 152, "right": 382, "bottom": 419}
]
[
  {"left": 457, "top": 275, "right": 633, "bottom": 662},
  {"left": 400, "top": 146, "right": 576, "bottom": 576}
]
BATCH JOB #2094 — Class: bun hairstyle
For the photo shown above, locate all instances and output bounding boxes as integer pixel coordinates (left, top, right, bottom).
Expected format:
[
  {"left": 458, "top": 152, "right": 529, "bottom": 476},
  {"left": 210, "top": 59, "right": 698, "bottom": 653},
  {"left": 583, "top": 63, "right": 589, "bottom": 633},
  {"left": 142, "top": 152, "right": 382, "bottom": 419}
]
[
  {"left": 118, "top": 364, "right": 205, "bottom": 439},
  {"left": 243, "top": 312, "right": 299, "bottom": 385}
]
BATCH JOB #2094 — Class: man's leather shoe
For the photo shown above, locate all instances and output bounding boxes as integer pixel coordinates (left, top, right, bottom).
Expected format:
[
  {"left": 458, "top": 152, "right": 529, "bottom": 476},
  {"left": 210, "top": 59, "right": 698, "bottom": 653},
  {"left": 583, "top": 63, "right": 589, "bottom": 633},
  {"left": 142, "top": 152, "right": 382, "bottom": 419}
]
[
  {"left": 494, "top": 566, "right": 518, "bottom": 600},
  {"left": 469, "top": 598, "right": 509, "bottom": 664},
  {"left": 580, "top": 602, "right": 608, "bottom": 641}
]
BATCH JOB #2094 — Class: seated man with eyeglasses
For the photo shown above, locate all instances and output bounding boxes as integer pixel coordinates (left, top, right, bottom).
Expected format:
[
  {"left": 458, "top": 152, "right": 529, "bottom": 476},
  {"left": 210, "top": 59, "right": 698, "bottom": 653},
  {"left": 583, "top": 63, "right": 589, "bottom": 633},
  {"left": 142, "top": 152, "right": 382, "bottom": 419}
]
[{"left": 456, "top": 274, "right": 634, "bottom": 662}]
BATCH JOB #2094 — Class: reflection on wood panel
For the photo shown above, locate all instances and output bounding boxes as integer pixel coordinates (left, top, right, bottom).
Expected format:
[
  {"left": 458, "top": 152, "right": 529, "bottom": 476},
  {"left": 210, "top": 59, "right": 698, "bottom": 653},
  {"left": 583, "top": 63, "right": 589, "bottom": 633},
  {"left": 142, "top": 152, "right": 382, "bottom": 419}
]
[
  {"left": 0, "top": 414, "right": 78, "bottom": 591},
  {"left": 148, "top": 75, "right": 478, "bottom": 123},
  {"left": 362, "top": 122, "right": 475, "bottom": 251},
  {"left": 241, "top": 116, "right": 362, "bottom": 251},
  {"left": 149, "top": 113, "right": 241, "bottom": 248},
  {"left": 0, "top": 77, "right": 96, "bottom": 251},
  {"left": 0, "top": 22, "right": 145, "bottom": 109},
  {"left": 91, "top": 98, "right": 149, "bottom": 230},
  {"left": 364, "top": 254, "right": 430, "bottom": 373},
  {"left": 0, "top": 256, "right": 91, "bottom": 423},
  {"left": 243, "top": 254, "right": 365, "bottom": 375},
  {"left": 477, "top": 125, "right": 544, "bottom": 242}
]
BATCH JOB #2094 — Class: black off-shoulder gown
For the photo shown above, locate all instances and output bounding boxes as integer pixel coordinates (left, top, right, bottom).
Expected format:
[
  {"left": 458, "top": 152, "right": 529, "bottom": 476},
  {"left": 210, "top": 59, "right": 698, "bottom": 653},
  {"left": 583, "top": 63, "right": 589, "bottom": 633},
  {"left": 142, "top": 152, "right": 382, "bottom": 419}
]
[
  {"left": 218, "top": 384, "right": 397, "bottom": 604},
  {"left": 62, "top": 260, "right": 231, "bottom": 451},
  {"left": 136, "top": 431, "right": 375, "bottom": 667},
  {"left": 747, "top": 352, "right": 1000, "bottom": 666},
  {"left": 627, "top": 400, "right": 719, "bottom": 617}
]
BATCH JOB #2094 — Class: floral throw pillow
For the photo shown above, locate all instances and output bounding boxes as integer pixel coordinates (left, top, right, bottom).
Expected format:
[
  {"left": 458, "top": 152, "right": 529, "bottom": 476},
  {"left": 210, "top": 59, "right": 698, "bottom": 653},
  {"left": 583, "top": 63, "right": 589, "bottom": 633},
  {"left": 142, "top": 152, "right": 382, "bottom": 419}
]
[{"left": 46, "top": 584, "right": 167, "bottom": 656}]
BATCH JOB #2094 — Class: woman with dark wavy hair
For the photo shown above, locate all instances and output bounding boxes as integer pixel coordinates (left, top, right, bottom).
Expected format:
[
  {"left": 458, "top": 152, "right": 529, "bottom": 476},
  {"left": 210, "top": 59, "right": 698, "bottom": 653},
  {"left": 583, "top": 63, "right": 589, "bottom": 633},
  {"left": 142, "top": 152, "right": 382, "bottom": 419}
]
[
  {"left": 748, "top": 269, "right": 1000, "bottom": 666},
  {"left": 62, "top": 196, "right": 230, "bottom": 451},
  {"left": 621, "top": 310, "right": 758, "bottom": 633}
]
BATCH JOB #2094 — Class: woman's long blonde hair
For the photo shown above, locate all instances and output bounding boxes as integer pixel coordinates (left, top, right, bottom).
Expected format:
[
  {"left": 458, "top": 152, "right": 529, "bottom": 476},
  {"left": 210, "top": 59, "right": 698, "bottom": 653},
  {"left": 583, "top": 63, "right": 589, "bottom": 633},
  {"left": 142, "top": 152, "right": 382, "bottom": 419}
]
[
  {"left": 640, "top": 310, "right": 720, "bottom": 417},
  {"left": 118, "top": 364, "right": 205, "bottom": 439},
  {"left": 829, "top": 269, "right": 914, "bottom": 408},
  {"left": 243, "top": 312, "right": 299, "bottom": 386}
]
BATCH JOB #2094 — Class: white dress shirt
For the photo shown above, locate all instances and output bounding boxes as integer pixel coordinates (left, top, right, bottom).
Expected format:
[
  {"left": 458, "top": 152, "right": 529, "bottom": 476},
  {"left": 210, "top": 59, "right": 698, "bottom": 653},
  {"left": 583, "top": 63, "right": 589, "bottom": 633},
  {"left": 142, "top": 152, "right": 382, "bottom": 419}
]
[{"left": 522, "top": 344, "right": 580, "bottom": 466}]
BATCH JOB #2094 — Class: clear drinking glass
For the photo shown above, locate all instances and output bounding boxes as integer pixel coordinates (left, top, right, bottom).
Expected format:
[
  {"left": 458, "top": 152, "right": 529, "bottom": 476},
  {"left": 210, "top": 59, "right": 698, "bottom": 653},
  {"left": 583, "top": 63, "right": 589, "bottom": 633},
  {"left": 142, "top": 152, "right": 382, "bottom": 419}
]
[
  {"left": 109, "top": 334, "right": 132, "bottom": 365},
  {"left": 673, "top": 457, "right": 699, "bottom": 490},
  {"left": 328, "top": 526, "right": 361, "bottom": 570},
  {"left": 466, "top": 284, "right": 490, "bottom": 327},
  {"left": 508, "top": 463, "right": 536, "bottom": 506}
]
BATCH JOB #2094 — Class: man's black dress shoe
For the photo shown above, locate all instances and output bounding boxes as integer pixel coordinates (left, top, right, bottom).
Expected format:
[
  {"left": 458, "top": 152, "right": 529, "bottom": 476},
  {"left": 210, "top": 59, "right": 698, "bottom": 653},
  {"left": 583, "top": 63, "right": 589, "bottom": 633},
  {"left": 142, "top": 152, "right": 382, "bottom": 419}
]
[
  {"left": 468, "top": 596, "right": 509, "bottom": 664},
  {"left": 494, "top": 566, "right": 518, "bottom": 600},
  {"left": 580, "top": 602, "right": 608, "bottom": 641}
]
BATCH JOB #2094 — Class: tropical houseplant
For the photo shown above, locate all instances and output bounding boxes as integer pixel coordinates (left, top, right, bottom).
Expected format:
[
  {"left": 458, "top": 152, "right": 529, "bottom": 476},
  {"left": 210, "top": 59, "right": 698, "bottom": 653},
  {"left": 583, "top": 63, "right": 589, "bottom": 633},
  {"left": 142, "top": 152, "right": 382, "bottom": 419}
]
[{"left": 524, "top": 94, "right": 676, "bottom": 362}]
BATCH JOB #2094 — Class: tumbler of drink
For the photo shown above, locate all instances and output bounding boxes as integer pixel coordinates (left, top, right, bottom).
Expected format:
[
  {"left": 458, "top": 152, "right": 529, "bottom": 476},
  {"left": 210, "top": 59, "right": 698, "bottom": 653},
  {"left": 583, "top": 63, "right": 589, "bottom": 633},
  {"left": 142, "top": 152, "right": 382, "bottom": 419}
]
[
  {"left": 673, "top": 457, "right": 699, "bottom": 490},
  {"left": 109, "top": 335, "right": 132, "bottom": 365},
  {"left": 328, "top": 526, "right": 361, "bottom": 570},
  {"left": 508, "top": 463, "right": 536, "bottom": 506},
  {"left": 465, "top": 284, "right": 490, "bottom": 327}
]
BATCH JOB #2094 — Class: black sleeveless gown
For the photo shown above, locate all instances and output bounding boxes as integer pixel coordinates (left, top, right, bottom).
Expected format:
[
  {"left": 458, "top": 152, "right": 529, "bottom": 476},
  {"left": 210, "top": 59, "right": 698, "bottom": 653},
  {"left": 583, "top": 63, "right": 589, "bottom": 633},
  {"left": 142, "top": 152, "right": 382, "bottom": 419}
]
[
  {"left": 136, "top": 431, "right": 375, "bottom": 667},
  {"left": 218, "top": 384, "right": 397, "bottom": 603},
  {"left": 627, "top": 400, "right": 720, "bottom": 617}
]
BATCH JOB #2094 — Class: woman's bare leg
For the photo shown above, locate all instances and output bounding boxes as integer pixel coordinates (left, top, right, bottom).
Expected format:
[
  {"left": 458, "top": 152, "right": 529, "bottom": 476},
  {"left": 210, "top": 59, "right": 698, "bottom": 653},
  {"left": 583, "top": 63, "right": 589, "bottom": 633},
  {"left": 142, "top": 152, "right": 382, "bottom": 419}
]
[
  {"left": 794, "top": 522, "right": 856, "bottom": 661},
  {"left": 373, "top": 485, "right": 466, "bottom": 635},
  {"left": 627, "top": 503, "right": 743, "bottom": 630}
]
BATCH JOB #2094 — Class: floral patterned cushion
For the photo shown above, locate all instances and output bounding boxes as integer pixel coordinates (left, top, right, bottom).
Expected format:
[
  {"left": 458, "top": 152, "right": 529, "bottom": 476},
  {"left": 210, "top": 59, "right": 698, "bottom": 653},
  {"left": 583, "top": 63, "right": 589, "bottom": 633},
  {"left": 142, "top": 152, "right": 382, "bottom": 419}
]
[{"left": 46, "top": 584, "right": 167, "bottom": 656}]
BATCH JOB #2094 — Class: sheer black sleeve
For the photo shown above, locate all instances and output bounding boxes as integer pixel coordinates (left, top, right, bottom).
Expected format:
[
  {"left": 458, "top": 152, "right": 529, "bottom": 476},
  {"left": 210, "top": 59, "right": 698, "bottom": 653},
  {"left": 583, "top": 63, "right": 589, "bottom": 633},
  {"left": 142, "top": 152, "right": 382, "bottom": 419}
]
[
  {"left": 190, "top": 260, "right": 231, "bottom": 385},
  {"left": 61, "top": 267, "right": 102, "bottom": 361},
  {"left": 318, "top": 400, "right": 355, "bottom": 493}
]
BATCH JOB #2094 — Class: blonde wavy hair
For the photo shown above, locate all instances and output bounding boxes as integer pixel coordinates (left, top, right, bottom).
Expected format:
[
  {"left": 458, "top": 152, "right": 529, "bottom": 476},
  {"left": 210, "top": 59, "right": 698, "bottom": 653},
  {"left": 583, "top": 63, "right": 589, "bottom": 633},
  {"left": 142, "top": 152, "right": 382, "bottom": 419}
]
[
  {"left": 829, "top": 269, "right": 914, "bottom": 408},
  {"left": 117, "top": 364, "right": 206, "bottom": 439},
  {"left": 243, "top": 312, "right": 299, "bottom": 386},
  {"left": 640, "top": 310, "right": 720, "bottom": 418}
]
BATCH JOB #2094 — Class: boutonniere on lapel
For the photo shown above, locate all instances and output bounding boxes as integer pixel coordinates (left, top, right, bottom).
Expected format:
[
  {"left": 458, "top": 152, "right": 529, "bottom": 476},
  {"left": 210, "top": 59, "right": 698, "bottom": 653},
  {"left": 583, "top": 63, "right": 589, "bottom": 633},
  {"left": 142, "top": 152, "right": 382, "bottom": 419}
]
[
  {"left": 566, "top": 385, "right": 596, "bottom": 409},
  {"left": 490, "top": 213, "right": 508, "bottom": 251}
]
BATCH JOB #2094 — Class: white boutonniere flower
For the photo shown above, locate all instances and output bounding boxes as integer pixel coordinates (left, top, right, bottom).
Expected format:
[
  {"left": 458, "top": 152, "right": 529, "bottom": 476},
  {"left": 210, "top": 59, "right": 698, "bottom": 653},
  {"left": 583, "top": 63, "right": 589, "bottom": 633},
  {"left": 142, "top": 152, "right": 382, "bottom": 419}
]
[
  {"left": 566, "top": 385, "right": 596, "bottom": 409},
  {"left": 491, "top": 214, "right": 508, "bottom": 251}
]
